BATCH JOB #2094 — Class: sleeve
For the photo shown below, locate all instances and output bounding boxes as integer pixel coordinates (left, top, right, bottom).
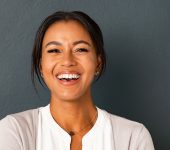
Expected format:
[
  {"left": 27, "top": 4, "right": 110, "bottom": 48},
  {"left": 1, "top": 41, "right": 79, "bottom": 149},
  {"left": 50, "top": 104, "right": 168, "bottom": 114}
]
[
  {"left": 0, "top": 116, "right": 22, "bottom": 150},
  {"left": 135, "top": 125, "right": 155, "bottom": 150}
]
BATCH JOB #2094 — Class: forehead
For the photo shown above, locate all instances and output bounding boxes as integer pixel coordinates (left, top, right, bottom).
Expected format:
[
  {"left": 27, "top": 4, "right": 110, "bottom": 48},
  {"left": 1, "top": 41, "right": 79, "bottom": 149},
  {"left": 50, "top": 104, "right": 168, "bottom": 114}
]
[{"left": 42, "top": 20, "right": 93, "bottom": 44}]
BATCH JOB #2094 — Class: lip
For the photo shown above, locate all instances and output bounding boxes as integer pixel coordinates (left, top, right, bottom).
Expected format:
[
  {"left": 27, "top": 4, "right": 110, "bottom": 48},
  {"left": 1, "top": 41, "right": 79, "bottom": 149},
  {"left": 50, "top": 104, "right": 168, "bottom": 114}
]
[
  {"left": 55, "top": 71, "right": 81, "bottom": 86},
  {"left": 56, "top": 71, "right": 81, "bottom": 77}
]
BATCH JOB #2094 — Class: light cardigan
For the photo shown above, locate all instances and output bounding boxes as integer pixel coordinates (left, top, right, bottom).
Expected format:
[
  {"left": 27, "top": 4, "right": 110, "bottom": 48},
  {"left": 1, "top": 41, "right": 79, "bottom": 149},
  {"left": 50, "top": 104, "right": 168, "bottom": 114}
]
[{"left": 0, "top": 105, "right": 155, "bottom": 150}]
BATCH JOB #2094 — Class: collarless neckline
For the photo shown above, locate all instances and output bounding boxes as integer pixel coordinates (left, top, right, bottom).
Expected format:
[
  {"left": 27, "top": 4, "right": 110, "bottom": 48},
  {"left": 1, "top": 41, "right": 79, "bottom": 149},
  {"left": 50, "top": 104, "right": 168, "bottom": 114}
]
[
  {"left": 41, "top": 104, "right": 71, "bottom": 144},
  {"left": 82, "top": 107, "right": 105, "bottom": 145},
  {"left": 40, "top": 104, "right": 106, "bottom": 146}
]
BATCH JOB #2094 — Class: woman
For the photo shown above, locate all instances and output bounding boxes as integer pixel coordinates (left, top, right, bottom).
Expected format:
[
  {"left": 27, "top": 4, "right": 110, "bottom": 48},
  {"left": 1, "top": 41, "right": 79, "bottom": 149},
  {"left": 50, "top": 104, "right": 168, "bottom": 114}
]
[{"left": 0, "top": 11, "right": 154, "bottom": 150}]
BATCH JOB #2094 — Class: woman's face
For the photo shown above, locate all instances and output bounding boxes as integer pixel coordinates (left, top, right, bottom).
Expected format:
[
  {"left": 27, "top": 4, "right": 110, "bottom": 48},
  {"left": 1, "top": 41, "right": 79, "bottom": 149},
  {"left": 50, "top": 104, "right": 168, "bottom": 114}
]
[{"left": 41, "top": 20, "right": 100, "bottom": 102}]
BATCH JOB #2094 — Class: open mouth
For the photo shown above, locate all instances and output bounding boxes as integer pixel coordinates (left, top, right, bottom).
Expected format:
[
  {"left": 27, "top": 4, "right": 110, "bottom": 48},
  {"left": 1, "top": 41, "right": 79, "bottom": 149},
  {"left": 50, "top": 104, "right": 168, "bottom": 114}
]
[{"left": 57, "top": 73, "right": 80, "bottom": 81}]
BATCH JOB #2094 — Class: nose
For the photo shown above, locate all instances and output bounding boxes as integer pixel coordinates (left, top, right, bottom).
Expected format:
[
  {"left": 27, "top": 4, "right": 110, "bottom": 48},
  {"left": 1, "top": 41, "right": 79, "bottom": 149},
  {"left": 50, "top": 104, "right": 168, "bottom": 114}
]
[{"left": 60, "top": 52, "right": 76, "bottom": 67}]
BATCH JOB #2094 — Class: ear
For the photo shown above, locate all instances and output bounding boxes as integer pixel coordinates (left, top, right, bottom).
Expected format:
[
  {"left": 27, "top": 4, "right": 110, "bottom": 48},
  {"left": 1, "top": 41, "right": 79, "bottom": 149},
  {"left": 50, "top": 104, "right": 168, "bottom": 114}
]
[
  {"left": 96, "top": 55, "right": 102, "bottom": 73},
  {"left": 39, "top": 59, "right": 43, "bottom": 77}
]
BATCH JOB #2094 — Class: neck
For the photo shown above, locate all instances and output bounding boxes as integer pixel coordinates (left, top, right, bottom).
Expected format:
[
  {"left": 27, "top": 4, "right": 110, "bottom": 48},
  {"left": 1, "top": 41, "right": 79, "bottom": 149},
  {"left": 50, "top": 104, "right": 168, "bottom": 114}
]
[{"left": 50, "top": 96, "right": 97, "bottom": 135}]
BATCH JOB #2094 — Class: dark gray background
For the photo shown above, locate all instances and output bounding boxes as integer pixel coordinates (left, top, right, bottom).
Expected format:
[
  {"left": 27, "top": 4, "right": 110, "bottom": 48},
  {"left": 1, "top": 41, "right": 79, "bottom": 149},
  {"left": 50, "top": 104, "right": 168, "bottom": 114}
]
[{"left": 0, "top": 0, "right": 169, "bottom": 149}]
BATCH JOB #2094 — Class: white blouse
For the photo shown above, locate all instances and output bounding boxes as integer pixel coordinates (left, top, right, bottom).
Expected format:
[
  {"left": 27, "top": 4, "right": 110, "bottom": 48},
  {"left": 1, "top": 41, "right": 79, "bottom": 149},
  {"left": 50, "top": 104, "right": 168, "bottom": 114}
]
[{"left": 36, "top": 105, "right": 155, "bottom": 150}]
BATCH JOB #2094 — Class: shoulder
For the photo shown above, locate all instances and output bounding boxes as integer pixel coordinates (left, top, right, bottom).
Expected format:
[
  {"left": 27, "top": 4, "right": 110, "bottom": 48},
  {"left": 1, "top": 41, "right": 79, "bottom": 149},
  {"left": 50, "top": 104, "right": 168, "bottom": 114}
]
[
  {"left": 0, "top": 107, "right": 40, "bottom": 150},
  {"left": 98, "top": 108, "right": 155, "bottom": 149},
  {"left": 0, "top": 107, "right": 40, "bottom": 136},
  {"left": 0, "top": 107, "right": 39, "bottom": 128},
  {"left": 99, "top": 108, "right": 145, "bottom": 134},
  {"left": 110, "top": 113, "right": 144, "bottom": 133}
]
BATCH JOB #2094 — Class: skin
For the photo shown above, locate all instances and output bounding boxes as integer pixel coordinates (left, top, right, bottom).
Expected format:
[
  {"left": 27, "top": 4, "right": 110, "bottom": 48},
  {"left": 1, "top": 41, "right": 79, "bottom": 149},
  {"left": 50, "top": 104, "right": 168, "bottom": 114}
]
[{"left": 41, "top": 20, "right": 101, "bottom": 149}]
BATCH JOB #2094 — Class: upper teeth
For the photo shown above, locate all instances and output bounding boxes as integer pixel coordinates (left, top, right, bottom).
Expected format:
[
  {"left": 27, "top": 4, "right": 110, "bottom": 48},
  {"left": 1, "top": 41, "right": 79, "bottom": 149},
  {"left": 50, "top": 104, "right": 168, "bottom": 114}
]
[{"left": 57, "top": 74, "right": 80, "bottom": 79}]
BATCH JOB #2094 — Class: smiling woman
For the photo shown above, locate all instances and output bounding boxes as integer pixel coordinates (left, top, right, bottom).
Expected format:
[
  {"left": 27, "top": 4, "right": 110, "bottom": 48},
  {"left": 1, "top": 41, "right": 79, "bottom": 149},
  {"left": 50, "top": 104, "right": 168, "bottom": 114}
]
[
  {"left": 0, "top": 11, "right": 154, "bottom": 150},
  {"left": 41, "top": 20, "right": 100, "bottom": 103}
]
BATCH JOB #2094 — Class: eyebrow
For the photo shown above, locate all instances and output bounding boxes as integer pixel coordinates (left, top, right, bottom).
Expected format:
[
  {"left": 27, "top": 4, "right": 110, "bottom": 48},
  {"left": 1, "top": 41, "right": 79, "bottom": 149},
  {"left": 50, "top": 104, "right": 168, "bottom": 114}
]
[
  {"left": 45, "top": 40, "right": 91, "bottom": 48},
  {"left": 73, "top": 40, "right": 91, "bottom": 47},
  {"left": 45, "top": 41, "right": 62, "bottom": 48}
]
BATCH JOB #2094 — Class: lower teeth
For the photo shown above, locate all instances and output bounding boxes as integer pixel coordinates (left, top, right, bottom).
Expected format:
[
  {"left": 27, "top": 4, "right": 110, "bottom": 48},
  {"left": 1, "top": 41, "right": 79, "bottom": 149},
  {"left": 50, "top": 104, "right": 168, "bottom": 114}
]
[{"left": 60, "top": 78, "right": 77, "bottom": 81}]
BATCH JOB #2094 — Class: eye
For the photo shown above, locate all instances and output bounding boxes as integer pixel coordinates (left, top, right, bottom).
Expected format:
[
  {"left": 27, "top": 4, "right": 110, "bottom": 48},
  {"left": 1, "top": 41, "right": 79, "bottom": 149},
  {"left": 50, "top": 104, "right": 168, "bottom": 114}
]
[
  {"left": 75, "top": 48, "right": 89, "bottom": 53},
  {"left": 47, "top": 49, "right": 61, "bottom": 53}
]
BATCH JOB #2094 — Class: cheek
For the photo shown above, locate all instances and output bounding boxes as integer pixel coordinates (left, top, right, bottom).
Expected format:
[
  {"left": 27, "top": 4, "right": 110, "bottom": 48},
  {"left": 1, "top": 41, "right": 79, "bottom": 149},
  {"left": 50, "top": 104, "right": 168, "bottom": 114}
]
[
  {"left": 88, "top": 55, "right": 98, "bottom": 69},
  {"left": 40, "top": 59, "right": 56, "bottom": 89},
  {"left": 83, "top": 55, "right": 98, "bottom": 75},
  {"left": 41, "top": 57, "right": 55, "bottom": 76}
]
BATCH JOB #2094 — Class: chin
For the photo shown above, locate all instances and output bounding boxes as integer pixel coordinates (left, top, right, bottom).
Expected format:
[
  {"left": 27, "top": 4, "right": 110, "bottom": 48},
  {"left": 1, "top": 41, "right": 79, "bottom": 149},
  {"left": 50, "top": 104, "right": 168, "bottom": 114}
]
[{"left": 56, "top": 92, "right": 87, "bottom": 103}]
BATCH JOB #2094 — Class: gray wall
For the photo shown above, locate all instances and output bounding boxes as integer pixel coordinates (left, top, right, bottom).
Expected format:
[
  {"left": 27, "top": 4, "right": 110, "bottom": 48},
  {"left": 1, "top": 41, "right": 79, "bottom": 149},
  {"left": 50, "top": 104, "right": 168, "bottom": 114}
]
[{"left": 0, "top": 0, "right": 169, "bottom": 149}]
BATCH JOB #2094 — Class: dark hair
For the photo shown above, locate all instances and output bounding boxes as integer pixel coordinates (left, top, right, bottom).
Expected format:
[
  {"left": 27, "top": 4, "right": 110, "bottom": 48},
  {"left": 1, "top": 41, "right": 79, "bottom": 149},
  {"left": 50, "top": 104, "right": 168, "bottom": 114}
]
[{"left": 32, "top": 11, "right": 106, "bottom": 87}]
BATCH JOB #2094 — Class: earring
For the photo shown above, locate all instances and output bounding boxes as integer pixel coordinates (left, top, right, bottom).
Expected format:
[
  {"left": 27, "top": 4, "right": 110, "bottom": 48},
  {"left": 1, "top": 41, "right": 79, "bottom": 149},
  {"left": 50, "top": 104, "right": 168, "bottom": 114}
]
[
  {"left": 95, "top": 70, "right": 99, "bottom": 76},
  {"left": 41, "top": 73, "right": 43, "bottom": 78}
]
